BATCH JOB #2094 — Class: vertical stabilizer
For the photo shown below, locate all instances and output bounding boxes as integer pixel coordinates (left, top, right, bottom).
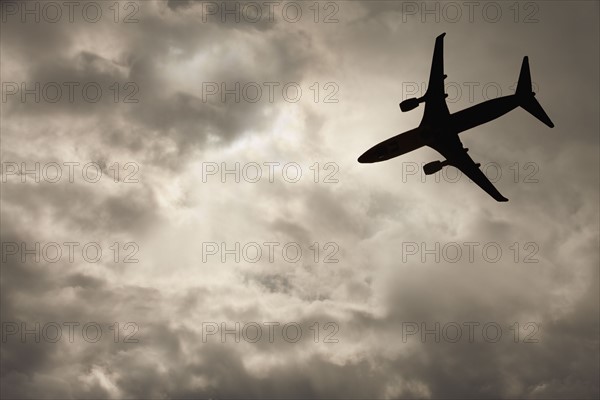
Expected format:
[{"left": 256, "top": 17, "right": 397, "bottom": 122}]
[{"left": 516, "top": 57, "right": 555, "bottom": 128}]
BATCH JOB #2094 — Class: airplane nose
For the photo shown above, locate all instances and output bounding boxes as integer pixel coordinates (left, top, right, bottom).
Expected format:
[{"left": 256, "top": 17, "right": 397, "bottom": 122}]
[
  {"left": 358, "top": 147, "right": 381, "bottom": 163},
  {"left": 358, "top": 152, "right": 371, "bottom": 163}
]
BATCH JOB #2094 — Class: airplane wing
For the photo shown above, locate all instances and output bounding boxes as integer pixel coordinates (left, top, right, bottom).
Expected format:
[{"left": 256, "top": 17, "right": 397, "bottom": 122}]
[
  {"left": 423, "top": 33, "right": 450, "bottom": 120},
  {"left": 432, "top": 136, "right": 509, "bottom": 202}
]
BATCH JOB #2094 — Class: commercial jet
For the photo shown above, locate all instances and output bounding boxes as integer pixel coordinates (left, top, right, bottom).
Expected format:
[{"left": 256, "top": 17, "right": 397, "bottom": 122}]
[{"left": 358, "top": 33, "right": 554, "bottom": 202}]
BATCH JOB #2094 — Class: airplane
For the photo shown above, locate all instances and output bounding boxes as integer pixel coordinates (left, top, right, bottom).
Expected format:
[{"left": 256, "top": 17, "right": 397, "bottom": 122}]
[{"left": 357, "top": 33, "right": 554, "bottom": 202}]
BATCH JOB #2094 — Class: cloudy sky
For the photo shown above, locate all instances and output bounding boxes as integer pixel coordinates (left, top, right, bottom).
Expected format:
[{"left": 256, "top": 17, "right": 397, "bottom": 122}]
[{"left": 1, "top": 0, "right": 598, "bottom": 398}]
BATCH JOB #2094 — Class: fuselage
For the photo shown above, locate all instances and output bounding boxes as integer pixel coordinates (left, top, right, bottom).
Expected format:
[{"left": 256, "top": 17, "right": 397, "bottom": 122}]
[{"left": 358, "top": 94, "right": 520, "bottom": 163}]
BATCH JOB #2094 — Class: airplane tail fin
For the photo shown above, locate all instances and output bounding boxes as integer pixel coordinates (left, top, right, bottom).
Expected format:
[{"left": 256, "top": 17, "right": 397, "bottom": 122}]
[{"left": 516, "top": 56, "right": 554, "bottom": 128}]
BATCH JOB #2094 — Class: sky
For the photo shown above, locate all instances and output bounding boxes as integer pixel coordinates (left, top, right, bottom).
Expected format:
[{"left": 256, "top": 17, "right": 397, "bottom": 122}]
[{"left": 1, "top": 0, "right": 599, "bottom": 398}]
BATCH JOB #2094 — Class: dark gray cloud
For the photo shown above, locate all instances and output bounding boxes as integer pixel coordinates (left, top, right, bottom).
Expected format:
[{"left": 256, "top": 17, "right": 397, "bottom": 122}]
[{"left": 1, "top": 1, "right": 598, "bottom": 399}]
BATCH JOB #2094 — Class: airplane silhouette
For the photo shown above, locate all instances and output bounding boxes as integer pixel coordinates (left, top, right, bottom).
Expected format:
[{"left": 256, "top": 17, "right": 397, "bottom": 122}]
[{"left": 358, "top": 33, "right": 554, "bottom": 202}]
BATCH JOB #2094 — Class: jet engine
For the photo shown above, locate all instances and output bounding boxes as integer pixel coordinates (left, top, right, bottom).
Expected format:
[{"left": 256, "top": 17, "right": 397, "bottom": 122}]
[
  {"left": 399, "top": 97, "right": 423, "bottom": 112},
  {"left": 423, "top": 160, "right": 448, "bottom": 175}
]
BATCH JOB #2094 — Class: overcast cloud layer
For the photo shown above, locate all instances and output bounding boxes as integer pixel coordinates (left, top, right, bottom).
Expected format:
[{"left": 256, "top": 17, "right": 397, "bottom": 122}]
[{"left": 1, "top": 1, "right": 599, "bottom": 399}]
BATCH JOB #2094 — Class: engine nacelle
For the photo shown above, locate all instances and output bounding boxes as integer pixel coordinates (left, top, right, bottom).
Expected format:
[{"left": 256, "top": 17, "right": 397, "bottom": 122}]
[
  {"left": 399, "top": 97, "right": 420, "bottom": 112},
  {"left": 423, "top": 160, "right": 447, "bottom": 175}
]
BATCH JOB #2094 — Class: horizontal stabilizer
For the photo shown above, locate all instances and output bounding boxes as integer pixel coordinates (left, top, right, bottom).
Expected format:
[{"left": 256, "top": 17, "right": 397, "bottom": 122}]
[{"left": 521, "top": 96, "right": 555, "bottom": 128}]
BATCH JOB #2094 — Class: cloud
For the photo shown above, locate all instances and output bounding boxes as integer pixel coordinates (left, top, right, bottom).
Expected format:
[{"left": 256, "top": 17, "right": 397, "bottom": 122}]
[{"left": 1, "top": 1, "right": 598, "bottom": 399}]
